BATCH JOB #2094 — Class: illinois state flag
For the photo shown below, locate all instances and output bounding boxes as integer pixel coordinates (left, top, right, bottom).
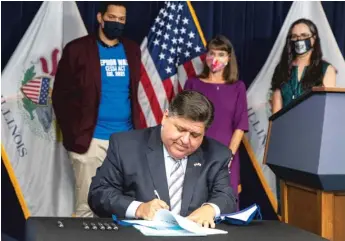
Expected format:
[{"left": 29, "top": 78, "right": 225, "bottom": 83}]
[{"left": 1, "top": 1, "right": 87, "bottom": 217}]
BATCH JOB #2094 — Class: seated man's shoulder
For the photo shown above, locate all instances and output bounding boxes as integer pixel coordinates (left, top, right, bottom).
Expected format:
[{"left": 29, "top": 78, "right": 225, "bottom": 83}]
[{"left": 201, "top": 137, "right": 231, "bottom": 160}]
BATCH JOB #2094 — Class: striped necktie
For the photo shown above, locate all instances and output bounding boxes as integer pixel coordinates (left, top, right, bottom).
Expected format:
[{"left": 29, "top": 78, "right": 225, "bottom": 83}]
[{"left": 168, "top": 159, "right": 185, "bottom": 214}]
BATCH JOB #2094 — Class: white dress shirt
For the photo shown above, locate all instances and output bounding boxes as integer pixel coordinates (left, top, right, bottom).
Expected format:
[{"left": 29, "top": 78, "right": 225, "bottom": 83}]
[{"left": 125, "top": 145, "right": 220, "bottom": 218}]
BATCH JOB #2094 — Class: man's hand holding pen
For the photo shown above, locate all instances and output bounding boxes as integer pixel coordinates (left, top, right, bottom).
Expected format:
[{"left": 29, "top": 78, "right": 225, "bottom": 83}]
[{"left": 135, "top": 199, "right": 170, "bottom": 220}]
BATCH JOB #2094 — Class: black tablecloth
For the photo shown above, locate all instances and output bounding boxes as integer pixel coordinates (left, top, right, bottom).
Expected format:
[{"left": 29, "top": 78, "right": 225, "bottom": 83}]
[{"left": 25, "top": 217, "right": 328, "bottom": 241}]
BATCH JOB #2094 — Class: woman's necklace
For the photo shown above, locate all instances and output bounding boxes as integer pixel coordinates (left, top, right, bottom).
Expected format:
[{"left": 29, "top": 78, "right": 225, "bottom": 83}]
[
  {"left": 207, "top": 78, "right": 223, "bottom": 91},
  {"left": 290, "top": 65, "right": 305, "bottom": 99},
  {"left": 289, "top": 81, "right": 301, "bottom": 100}
]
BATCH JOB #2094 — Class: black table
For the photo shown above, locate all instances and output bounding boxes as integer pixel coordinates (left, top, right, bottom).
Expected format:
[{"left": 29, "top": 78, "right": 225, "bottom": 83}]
[{"left": 25, "top": 217, "right": 328, "bottom": 241}]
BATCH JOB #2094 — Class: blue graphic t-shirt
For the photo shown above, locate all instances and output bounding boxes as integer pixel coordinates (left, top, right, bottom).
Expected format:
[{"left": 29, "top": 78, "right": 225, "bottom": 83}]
[{"left": 93, "top": 42, "right": 133, "bottom": 140}]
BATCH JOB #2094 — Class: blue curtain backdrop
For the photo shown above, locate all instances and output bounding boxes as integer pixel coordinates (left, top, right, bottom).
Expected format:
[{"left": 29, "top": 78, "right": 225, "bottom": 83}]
[{"left": 2, "top": 1, "right": 345, "bottom": 240}]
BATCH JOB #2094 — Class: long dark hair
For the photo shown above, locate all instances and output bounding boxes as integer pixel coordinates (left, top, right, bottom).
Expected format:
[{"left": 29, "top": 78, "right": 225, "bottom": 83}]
[
  {"left": 271, "top": 18, "right": 327, "bottom": 91},
  {"left": 199, "top": 35, "right": 239, "bottom": 84}
]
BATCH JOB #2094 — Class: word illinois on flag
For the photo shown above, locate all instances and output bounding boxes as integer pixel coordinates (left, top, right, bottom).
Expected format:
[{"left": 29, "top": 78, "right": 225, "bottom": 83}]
[
  {"left": 1, "top": 1, "right": 87, "bottom": 217},
  {"left": 138, "top": 1, "right": 207, "bottom": 128}
]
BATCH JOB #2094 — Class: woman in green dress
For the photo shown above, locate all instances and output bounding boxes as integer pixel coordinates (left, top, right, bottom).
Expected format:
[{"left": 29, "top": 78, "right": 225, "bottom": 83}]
[
  {"left": 271, "top": 18, "right": 336, "bottom": 113},
  {"left": 270, "top": 18, "right": 337, "bottom": 214}
]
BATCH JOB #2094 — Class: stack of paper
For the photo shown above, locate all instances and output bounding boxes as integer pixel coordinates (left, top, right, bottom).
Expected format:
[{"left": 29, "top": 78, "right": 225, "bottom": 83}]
[{"left": 121, "top": 209, "right": 228, "bottom": 236}]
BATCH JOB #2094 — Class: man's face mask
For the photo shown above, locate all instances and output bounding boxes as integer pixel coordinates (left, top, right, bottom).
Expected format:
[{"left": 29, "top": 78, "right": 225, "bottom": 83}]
[
  {"left": 102, "top": 20, "right": 125, "bottom": 40},
  {"left": 206, "top": 56, "right": 228, "bottom": 73},
  {"left": 292, "top": 37, "right": 313, "bottom": 55}
]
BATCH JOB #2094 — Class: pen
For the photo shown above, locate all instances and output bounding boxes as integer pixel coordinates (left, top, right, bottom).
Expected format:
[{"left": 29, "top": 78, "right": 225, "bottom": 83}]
[
  {"left": 154, "top": 189, "right": 161, "bottom": 200},
  {"left": 57, "top": 220, "right": 64, "bottom": 228},
  {"left": 110, "top": 223, "right": 119, "bottom": 230},
  {"left": 90, "top": 222, "right": 98, "bottom": 230},
  {"left": 82, "top": 222, "right": 90, "bottom": 230}
]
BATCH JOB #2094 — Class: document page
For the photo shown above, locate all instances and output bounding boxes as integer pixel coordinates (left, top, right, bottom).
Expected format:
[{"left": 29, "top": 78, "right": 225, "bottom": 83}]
[
  {"left": 122, "top": 219, "right": 177, "bottom": 230},
  {"left": 122, "top": 209, "right": 227, "bottom": 236},
  {"left": 171, "top": 211, "right": 227, "bottom": 235},
  {"left": 134, "top": 225, "right": 206, "bottom": 236}
]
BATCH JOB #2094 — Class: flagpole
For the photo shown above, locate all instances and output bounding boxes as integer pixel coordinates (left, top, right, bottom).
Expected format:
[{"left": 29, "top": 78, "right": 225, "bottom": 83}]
[
  {"left": 243, "top": 136, "right": 280, "bottom": 219},
  {"left": 186, "top": 1, "right": 207, "bottom": 47},
  {"left": 1, "top": 145, "right": 31, "bottom": 219}
]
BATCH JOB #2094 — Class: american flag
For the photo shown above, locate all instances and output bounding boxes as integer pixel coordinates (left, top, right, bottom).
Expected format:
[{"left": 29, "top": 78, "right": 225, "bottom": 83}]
[
  {"left": 138, "top": 1, "right": 207, "bottom": 128},
  {"left": 21, "top": 77, "right": 50, "bottom": 105}
]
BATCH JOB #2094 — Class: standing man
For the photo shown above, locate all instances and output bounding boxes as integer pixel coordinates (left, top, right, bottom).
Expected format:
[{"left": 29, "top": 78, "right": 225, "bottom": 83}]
[{"left": 52, "top": 1, "right": 141, "bottom": 217}]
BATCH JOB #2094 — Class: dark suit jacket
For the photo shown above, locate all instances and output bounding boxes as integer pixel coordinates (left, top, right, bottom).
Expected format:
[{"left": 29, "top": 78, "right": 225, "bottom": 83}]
[
  {"left": 52, "top": 35, "right": 141, "bottom": 154},
  {"left": 88, "top": 125, "right": 237, "bottom": 218}
]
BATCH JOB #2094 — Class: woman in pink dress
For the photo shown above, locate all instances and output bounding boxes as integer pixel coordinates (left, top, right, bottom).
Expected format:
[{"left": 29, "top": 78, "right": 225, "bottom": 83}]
[{"left": 184, "top": 35, "right": 249, "bottom": 209}]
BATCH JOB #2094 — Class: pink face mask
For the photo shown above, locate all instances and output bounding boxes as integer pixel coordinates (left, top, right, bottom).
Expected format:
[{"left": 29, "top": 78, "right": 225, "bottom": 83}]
[{"left": 206, "top": 56, "right": 227, "bottom": 72}]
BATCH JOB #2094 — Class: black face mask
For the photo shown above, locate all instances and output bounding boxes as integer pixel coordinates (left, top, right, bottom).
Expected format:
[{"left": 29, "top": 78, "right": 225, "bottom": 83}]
[
  {"left": 102, "top": 21, "right": 125, "bottom": 40},
  {"left": 292, "top": 38, "right": 313, "bottom": 55}
]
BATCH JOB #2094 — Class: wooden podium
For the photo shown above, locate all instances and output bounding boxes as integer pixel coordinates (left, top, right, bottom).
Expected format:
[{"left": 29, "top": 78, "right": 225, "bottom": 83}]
[{"left": 265, "top": 87, "right": 345, "bottom": 241}]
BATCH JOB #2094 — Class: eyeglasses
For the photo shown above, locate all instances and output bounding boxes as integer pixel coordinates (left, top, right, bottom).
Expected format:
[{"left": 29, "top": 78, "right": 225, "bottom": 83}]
[{"left": 290, "top": 33, "right": 314, "bottom": 41}]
